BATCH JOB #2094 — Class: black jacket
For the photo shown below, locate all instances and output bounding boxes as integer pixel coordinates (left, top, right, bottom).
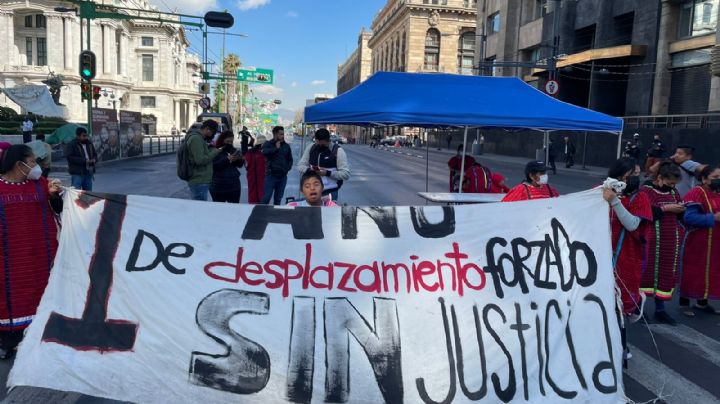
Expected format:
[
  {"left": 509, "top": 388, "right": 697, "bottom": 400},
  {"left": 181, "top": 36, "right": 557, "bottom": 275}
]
[
  {"left": 240, "top": 131, "right": 254, "bottom": 155},
  {"left": 262, "top": 140, "right": 293, "bottom": 177},
  {"left": 66, "top": 139, "right": 97, "bottom": 176},
  {"left": 211, "top": 145, "right": 244, "bottom": 192}
]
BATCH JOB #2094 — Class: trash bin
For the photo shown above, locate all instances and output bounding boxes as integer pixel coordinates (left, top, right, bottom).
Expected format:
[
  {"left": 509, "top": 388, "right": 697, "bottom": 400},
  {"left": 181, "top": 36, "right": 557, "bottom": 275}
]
[
  {"left": 472, "top": 140, "right": 481, "bottom": 156},
  {"left": 535, "top": 149, "right": 545, "bottom": 161}
]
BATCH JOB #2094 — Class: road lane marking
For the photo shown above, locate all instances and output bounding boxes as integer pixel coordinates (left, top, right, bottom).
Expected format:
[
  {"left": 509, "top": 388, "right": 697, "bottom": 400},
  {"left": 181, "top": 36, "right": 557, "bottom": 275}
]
[
  {"left": 625, "top": 344, "right": 720, "bottom": 404},
  {"left": 645, "top": 324, "right": 720, "bottom": 368}
]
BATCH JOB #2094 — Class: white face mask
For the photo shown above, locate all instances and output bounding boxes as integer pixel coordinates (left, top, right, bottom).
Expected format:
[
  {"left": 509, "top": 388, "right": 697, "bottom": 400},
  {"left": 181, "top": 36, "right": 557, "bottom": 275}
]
[
  {"left": 538, "top": 174, "right": 549, "bottom": 185},
  {"left": 22, "top": 162, "right": 42, "bottom": 180}
]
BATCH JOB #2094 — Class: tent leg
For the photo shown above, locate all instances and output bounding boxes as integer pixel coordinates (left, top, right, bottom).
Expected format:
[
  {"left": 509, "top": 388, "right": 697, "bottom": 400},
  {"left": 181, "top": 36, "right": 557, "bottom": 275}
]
[
  {"left": 544, "top": 131, "right": 550, "bottom": 163},
  {"left": 616, "top": 131, "right": 623, "bottom": 159},
  {"left": 458, "top": 126, "right": 469, "bottom": 194},
  {"left": 425, "top": 129, "right": 429, "bottom": 194},
  {"left": 298, "top": 123, "right": 307, "bottom": 199}
]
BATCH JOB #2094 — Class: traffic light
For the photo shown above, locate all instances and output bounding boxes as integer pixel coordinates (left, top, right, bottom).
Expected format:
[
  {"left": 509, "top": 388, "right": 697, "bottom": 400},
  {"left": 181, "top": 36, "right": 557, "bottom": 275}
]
[
  {"left": 78, "top": 50, "right": 97, "bottom": 80},
  {"left": 80, "top": 82, "right": 91, "bottom": 101},
  {"left": 93, "top": 86, "right": 101, "bottom": 101}
]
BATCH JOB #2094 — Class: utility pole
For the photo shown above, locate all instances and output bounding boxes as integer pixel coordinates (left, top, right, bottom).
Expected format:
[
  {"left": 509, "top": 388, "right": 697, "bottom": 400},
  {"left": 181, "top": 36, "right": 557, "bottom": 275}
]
[{"left": 549, "top": 0, "right": 562, "bottom": 83}]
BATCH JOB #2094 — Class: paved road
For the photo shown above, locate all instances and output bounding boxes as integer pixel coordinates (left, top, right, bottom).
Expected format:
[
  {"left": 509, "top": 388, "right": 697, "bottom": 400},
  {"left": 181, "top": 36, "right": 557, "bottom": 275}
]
[{"left": 2, "top": 141, "right": 719, "bottom": 403}]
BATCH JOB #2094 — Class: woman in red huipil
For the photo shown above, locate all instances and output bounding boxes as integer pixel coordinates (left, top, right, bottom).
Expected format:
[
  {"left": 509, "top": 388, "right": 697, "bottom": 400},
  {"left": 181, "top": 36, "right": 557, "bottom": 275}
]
[
  {"left": 502, "top": 160, "right": 559, "bottom": 202},
  {"left": 639, "top": 162, "right": 686, "bottom": 325},
  {"left": 0, "top": 145, "right": 62, "bottom": 358},
  {"left": 604, "top": 158, "right": 653, "bottom": 317},
  {"left": 447, "top": 145, "right": 476, "bottom": 192},
  {"left": 244, "top": 135, "right": 267, "bottom": 204},
  {"left": 679, "top": 164, "right": 720, "bottom": 316}
]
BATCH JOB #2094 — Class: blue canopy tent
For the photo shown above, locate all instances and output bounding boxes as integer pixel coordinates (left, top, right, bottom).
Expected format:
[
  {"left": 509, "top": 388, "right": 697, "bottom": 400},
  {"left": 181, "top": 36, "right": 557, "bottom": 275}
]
[{"left": 304, "top": 72, "right": 624, "bottom": 193}]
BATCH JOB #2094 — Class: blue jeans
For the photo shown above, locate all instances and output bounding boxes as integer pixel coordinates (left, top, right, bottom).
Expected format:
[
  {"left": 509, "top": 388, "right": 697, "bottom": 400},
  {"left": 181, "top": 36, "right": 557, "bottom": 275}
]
[
  {"left": 71, "top": 175, "right": 93, "bottom": 191},
  {"left": 188, "top": 183, "right": 210, "bottom": 201},
  {"left": 262, "top": 175, "right": 287, "bottom": 205}
]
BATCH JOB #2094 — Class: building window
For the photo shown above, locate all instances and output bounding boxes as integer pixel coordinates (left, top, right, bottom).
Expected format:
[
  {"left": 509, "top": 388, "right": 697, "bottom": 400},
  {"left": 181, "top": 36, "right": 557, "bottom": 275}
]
[
  {"left": 25, "top": 38, "right": 32, "bottom": 65},
  {"left": 458, "top": 31, "right": 476, "bottom": 75},
  {"left": 24, "top": 16, "right": 32, "bottom": 28},
  {"left": 488, "top": 12, "right": 501, "bottom": 35},
  {"left": 37, "top": 38, "right": 47, "bottom": 66},
  {"left": 463, "top": 0, "right": 477, "bottom": 7},
  {"left": 424, "top": 0, "right": 448, "bottom": 4},
  {"left": 678, "top": 0, "right": 719, "bottom": 38},
  {"left": 671, "top": 48, "right": 711, "bottom": 67},
  {"left": 424, "top": 28, "right": 440, "bottom": 71},
  {"left": 140, "top": 96, "right": 156, "bottom": 108},
  {"left": 35, "top": 14, "right": 46, "bottom": 28},
  {"left": 116, "top": 31, "right": 122, "bottom": 74},
  {"left": 142, "top": 54, "right": 154, "bottom": 81},
  {"left": 141, "top": 36, "right": 154, "bottom": 47},
  {"left": 401, "top": 31, "right": 406, "bottom": 71}
]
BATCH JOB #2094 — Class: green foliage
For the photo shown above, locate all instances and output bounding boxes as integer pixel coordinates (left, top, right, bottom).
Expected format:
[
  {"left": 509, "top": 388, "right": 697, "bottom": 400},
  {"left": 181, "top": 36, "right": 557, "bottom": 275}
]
[{"left": 0, "top": 106, "right": 19, "bottom": 121}]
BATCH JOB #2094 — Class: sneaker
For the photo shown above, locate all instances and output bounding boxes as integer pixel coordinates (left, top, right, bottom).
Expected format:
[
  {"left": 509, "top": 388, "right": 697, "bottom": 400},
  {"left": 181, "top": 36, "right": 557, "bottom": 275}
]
[{"left": 654, "top": 310, "right": 677, "bottom": 326}]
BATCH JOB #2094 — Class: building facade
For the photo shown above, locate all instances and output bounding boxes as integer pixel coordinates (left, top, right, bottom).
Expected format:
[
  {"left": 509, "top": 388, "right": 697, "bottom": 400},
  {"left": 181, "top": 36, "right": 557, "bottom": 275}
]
[
  {"left": 0, "top": 0, "right": 203, "bottom": 133},
  {"left": 475, "top": 0, "right": 720, "bottom": 117},
  {"left": 337, "top": 29, "right": 372, "bottom": 142}
]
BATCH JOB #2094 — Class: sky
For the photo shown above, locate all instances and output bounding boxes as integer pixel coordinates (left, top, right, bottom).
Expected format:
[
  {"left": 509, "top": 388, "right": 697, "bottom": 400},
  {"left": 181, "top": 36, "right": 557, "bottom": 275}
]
[{"left": 152, "top": 0, "right": 387, "bottom": 119}]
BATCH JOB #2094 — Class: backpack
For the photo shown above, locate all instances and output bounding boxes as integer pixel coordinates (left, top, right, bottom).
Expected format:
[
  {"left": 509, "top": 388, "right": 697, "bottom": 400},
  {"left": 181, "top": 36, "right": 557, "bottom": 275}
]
[{"left": 176, "top": 134, "right": 194, "bottom": 181}]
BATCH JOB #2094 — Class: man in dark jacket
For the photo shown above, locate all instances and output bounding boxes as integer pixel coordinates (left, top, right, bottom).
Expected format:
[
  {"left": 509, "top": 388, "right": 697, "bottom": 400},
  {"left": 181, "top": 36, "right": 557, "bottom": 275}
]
[
  {"left": 240, "top": 126, "right": 254, "bottom": 155},
  {"left": 563, "top": 136, "right": 576, "bottom": 168},
  {"left": 66, "top": 127, "right": 97, "bottom": 190},
  {"left": 261, "top": 126, "right": 293, "bottom": 205}
]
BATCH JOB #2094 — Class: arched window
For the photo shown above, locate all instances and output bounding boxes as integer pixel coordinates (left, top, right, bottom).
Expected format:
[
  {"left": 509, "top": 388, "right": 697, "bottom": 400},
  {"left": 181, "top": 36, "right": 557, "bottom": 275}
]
[
  {"left": 458, "top": 31, "right": 475, "bottom": 75},
  {"left": 424, "top": 28, "right": 440, "bottom": 71}
]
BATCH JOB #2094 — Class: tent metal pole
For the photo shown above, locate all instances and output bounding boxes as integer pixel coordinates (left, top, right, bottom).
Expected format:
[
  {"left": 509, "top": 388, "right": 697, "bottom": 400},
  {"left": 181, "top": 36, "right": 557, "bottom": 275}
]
[
  {"left": 616, "top": 131, "right": 623, "bottom": 159},
  {"left": 544, "top": 131, "right": 550, "bottom": 163},
  {"left": 425, "top": 128, "right": 430, "bottom": 194},
  {"left": 458, "top": 126, "right": 469, "bottom": 194},
  {"left": 298, "top": 123, "right": 307, "bottom": 199}
]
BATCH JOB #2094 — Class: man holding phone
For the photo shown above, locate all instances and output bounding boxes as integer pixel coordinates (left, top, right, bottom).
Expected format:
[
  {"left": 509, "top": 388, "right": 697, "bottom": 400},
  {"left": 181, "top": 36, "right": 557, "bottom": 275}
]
[
  {"left": 297, "top": 128, "right": 351, "bottom": 202},
  {"left": 261, "top": 126, "right": 293, "bottom": 205}
]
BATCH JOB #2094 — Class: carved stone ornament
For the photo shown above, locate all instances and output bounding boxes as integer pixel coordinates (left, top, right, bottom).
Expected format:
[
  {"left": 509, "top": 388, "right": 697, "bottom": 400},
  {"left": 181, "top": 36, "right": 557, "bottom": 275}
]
[{"left": 429, "top": 10, "right": 440, "bottom": 27}]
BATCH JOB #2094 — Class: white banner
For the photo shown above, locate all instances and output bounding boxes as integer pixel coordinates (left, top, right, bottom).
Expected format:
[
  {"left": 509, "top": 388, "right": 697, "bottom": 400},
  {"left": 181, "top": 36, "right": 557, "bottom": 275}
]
[
  {"left": 1, "top": 84, "right": 69, "bottom": 118},
  {"left": 9, "top": 189, "right": 623, "bottom": 403}
]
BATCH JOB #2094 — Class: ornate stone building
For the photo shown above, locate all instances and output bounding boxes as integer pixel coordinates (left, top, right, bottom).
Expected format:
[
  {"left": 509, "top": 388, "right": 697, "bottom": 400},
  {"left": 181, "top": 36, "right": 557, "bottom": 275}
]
[
  {"left": 337, "top": 29, "right": 372, "bottom": 142},
  {"left": 0, "top": 0, "right": 203, "bottom": 133},
  {"left": 369, "top": 0, "right": 478, "bottom": 75}
]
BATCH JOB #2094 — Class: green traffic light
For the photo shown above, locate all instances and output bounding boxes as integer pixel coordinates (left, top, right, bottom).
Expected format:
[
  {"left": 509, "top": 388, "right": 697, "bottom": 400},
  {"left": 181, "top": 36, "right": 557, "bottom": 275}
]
[{"left": 82, "top": 69, "right": 92, "bottom": 78}]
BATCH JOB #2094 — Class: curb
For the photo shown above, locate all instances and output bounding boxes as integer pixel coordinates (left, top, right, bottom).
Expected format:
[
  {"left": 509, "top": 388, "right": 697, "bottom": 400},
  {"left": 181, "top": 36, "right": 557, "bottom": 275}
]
[{"left": 50, "top": 151, "right": 176, "bottom": 173}]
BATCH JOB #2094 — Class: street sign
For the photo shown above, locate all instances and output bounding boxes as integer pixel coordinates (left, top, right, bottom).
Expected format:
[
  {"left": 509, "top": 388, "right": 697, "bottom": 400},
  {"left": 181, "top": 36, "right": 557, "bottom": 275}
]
[
  {"left": 237, "top": 68, "right": 274, "bottom": 84},
  {"left": 545, "top": 80, "right": 560, "bottom": 96},
  {"left": 198, "top": 97, "right": 211, "bottom": 110}
]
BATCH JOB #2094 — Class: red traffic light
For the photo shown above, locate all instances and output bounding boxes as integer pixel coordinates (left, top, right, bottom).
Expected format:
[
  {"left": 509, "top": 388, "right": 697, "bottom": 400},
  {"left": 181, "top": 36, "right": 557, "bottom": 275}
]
[
  {"left": 93, "top": 86, "right": 101, "bottom": 100},
  {"left": 80, "top": 82, "right": 92, "bottom": 101}
]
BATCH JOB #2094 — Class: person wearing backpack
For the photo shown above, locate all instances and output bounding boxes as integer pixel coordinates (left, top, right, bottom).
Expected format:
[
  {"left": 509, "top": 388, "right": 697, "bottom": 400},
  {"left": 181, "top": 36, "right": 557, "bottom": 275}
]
[
  {"left": 297, "top": 128, "right": 350, "bottom": 202},
  {"left": 179, "top": 120, "right": 221, "bottom": 201},
  {"left": 461, "top": 161, "right": 493, "bottom": 194}
]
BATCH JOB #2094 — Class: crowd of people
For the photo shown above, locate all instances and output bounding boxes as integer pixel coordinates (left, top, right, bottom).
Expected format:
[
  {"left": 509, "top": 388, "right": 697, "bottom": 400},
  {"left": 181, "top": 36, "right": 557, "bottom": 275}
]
[
  {"left": 0, "top": 123, "right": 717, "bottom": 368},
  {"left": 180, "top": 121, "right": 351, "bottom": 206}
]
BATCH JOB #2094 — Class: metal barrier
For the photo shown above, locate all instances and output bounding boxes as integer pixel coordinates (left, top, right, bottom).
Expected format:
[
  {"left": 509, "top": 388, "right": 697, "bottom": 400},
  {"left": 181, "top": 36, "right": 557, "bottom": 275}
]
[
  {"left": 623, "top": 114, "right": 720, "bottom": 129},
  {"left": 142, "top": 135, "right": 181, "bottom": 156}
]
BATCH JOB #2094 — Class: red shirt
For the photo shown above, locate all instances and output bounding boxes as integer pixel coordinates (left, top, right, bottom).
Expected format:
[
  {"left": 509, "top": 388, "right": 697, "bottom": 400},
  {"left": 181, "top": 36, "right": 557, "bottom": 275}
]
[{"left": 502, "top": 183, "right": 559, "bottom": 202}]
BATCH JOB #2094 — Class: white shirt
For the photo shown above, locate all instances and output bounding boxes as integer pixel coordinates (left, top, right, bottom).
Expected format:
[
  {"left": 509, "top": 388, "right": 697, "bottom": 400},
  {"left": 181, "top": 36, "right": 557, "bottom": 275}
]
[
  {"left": 22, "top": 120, "right": 33, "bottom": 132},
  {"left": 81, "top": 144, "right": 90, "bottom": 160}
]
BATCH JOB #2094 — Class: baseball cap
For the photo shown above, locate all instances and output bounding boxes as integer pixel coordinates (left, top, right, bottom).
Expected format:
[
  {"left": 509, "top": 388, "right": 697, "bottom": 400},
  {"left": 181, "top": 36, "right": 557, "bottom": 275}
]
[{"left": 525, "top": 160, "right": 549, "bottom": 174}]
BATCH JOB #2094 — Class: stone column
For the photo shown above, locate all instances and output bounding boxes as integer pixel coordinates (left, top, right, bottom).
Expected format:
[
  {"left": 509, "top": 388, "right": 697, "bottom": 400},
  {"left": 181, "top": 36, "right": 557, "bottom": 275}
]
[
  {"left": 46, "top": 13, "right": 65, "bottom": 68},
  {"left": 102, "top": 24, "right": 112, "bottom": 74},
  {"left": 652, "top": 0, "right": 677, "bottom": 115},
  {"left": 708, "top": 6, "right": 720, "bottom": 111},
  {"left": 63, "top": 17, "right": 73, "bottom": 70},
  {"left": 120, "top": 32, "right": 128, "bottom": 77},
  {"left": 0, "top": 9, "right": 14, "bottom": 66}
]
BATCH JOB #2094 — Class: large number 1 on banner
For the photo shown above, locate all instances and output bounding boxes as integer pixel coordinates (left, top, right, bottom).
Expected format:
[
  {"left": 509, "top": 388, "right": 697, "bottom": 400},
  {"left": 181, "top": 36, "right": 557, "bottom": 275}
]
[{"left": 41, "top": 193, "right": 138, "bottom": 351}]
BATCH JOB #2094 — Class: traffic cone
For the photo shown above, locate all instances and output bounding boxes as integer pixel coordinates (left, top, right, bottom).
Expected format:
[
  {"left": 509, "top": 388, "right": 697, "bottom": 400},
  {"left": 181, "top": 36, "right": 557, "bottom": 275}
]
[{"left": 394, "top": 140, "right": 401, "bottom": 148}]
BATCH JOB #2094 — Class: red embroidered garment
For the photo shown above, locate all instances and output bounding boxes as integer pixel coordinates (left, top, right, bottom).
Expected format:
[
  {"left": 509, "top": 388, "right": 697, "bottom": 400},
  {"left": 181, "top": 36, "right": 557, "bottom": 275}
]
[
  {"left": 610, "top": 192, "right": 652, "bottom": 315},
  {"left": 447, "top": 155, "right": 476, "bottom": 192},
  {"left": 463, "top": 164, "right": 493, "bottom": 193},
  {"left": 0, "top": 178, "right": 58, "bottom": 330},
  {"left": 244, "top": 149, "right": 266, "bottom": 204},
  {"left": 680, "top": 186, "right": 720, "bottom": 300},
  {"left": 639, "top": 186, "right": 685, "bottom": 300},
  {"left": 501, "top": 183, "right": 559, "bottom": 202}
]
